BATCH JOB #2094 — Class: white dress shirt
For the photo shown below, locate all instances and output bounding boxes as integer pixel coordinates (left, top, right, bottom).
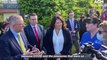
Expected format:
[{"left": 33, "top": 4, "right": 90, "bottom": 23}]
[
  {"left": 69, "top": 19, "right": 74, "bottom": 31},
  {"left": 53, "top": 29, "right": 64, "bottom": 60}
]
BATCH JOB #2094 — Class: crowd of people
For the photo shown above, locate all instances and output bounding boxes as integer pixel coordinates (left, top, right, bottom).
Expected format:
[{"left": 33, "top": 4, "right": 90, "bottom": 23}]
[{"left": 0, "top": 6, "right": 107, "bottom": 60}]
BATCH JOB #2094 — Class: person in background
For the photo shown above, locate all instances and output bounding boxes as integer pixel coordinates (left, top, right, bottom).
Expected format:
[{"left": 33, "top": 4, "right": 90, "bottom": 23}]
[
  {"left": 55, "top": 11, "right": 61, "bottom": 17},
  {"left": 80, "top": 18, "right": 103, "bottom": 50},
  {"left": 66, "top": 10, "right": 80, "bottom": 53},
  {"left": 0, "top": 21, "right": 9, "bottom": 36},
  {"left": 101, "top": 10, "right": 107, "bottom": 21},
  {"left": 101, "top": 3, "right": 107, "bottom": 21},
  {"left": 97, "top": 21, "right": 107, "bottom": 46},
  {"left": 24, "top": 13, "right": 45, "bottom": 60},
  {"left": 79, "top": 14, "right": 86, "bottom": 41},
  {"left": 43, "top": 15, "right": 72, "bottom": 60},
  {"left": 85, "top": 14, "right": 91, "bottom": 19},
  {"left": 24, "top": 13, "right": 44, "bottom": 51},
  {"left": 0, "top": 15, "right": 42, "bottom": 60},
  {"left": 88, "top": 6, "right": 100, "bottom": 18}
]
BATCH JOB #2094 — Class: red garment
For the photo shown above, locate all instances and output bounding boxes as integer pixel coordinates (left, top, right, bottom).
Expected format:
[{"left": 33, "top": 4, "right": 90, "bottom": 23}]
[
  {"left": 101, "top": 11, "right": 107, "bottom": 21},
  {"left": 33, "top": 27, "right": 40, "bottom": 50}
]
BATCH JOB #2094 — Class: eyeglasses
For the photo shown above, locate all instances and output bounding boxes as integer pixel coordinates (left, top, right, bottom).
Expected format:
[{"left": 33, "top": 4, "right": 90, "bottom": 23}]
[{"left": 98, "top": 30, "right": 107, "bottom": 34}]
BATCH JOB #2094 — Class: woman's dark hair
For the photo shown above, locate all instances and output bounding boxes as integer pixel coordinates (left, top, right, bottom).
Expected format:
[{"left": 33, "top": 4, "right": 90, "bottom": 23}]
[{"left": 49, "top": 15, "right": 66, "bottom": 30}]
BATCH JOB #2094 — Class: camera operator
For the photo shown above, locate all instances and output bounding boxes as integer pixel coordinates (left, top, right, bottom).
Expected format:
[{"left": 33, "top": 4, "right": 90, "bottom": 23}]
[{"left": 81, "top": 42, "right": 107, "bottom": 60}]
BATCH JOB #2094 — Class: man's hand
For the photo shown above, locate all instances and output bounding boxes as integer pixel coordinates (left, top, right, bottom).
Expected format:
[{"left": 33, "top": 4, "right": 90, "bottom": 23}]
[
  {"left": 24, "top": 45, "right": 45, "bottom": 57},
  {"left": 55, "top": 53, "right": 61, "bottom": 55},
  {"left": 31, "top": 45, "right": 45, "bottom": 55},
  {"left": 32, "top": 45, "right": 40, "bottom": 53},
  {"left": 40, "top": 50, "right": 46, "bottom": 55},
  {"left": 24, "top": 49, "right": 34, "bottom": 56}
]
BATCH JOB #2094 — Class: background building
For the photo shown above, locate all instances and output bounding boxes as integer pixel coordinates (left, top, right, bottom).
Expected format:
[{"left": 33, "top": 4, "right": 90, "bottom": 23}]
[{"left": 0, "top": 0, "right": 19, "bottom": 21}]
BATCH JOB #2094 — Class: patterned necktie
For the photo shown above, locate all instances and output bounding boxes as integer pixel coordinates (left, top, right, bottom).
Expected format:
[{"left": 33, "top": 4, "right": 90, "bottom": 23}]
[
  {"left": 33, "top": 27, "right": 40, "bottom": 50},
  {"left": 18, "top": 33, "right": 26, "bottom": 54}
]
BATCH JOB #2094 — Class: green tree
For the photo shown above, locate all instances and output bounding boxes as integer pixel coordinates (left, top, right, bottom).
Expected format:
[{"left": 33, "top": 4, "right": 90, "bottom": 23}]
[{"left": 19, "top": 0, "right": 102, "bottom": 28}]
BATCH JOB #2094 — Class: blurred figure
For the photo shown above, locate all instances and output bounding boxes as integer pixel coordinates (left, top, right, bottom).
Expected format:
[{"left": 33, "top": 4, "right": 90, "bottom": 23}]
[
  {"left": 97, "top": 21, "right": 107, "bottom": 46},
  {"left": 0, "top": 21, "right": 9, "bottom": 36},
  {"left": 0, "top": 15, "right": 41, "bottom": 60},
  {"left": 88, "top": 6, "right": 100, "bottom": 18},
  {"left": 66, "top": 10, "right": 80, "bottom": 53},
  {"left": 85, "top": 14, "right": 91, "bottom": 19},
  {"left": 101, "top": 3, "right": 107, "bottom": 12},
  {"left": 79, "top": 14, "right": 86, "bottom": 41},
  {"left": 43, "top": 15, "right": 72, "bottom": 60},
  {"left": 101, "top": 3, "right": 107, "bottom": 21},
  {"left": 101, "top": 10, "right": 107, "bottom": 21},
  {"left": 55, "top": 11, "right": 61, "bottom": 17},
  {"left": 80, "top": 18, "right": 103, "bottom": 50}
]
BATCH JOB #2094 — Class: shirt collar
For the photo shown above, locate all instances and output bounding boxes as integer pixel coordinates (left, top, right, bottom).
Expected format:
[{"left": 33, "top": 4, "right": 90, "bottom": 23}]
[
  {"left": 69, "top": 18, "right": 74, "bottom": 20},
  {"left": 69, "top": 18, "right": 74, "bottom": 22},
  {"left": 30, "top": 24, "right": 37, "bottom": 29},
  {"left": 10, "top": 27, "right": 18, "bottom": 36}
]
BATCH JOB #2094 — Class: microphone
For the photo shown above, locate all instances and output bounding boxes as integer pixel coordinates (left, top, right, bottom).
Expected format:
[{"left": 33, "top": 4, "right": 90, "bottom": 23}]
[{"left": 101, "top": 45, "right": 107, "bottom": 50}]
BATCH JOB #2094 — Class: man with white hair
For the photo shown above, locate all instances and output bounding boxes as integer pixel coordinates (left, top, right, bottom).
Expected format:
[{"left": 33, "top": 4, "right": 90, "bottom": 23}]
[{"left": 0, "top": 15, "right": 42, "bottom": 60}]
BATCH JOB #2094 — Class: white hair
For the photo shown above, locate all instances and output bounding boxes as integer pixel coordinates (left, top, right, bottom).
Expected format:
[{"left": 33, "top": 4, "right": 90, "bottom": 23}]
[{"left": 8, "top": 15, "right": 22, "bottom": 26}]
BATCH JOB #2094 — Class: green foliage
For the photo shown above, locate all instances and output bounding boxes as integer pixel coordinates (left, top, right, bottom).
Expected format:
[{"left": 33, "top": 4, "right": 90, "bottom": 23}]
[
  {"left": 24, "top": 19, "right": 29, "bottom": 25},
  {"left": 19, "top": 0, "right": 102, "bottom": 28},
  {"left": 0, "top": 15, "right": 3, "bottom": 22},
  {"left": 38, "top": 16, "right": 52, "bottom": 29}
]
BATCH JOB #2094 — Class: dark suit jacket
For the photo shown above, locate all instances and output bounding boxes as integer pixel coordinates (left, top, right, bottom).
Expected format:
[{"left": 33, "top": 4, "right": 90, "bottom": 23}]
[
  {"left": 66, "top": 19, "right": 79, "bottom": 32},
  {"left": 43, "top": 28, "right": 72, "bottom": 55},
  {"left": 24, "top": 24, "right": 44, "bottom": 51},
  {"left": 66, "top": 20, "right": 79, "bottom": 38},
  {"left": 0, "top": 30, "right": 29, "bottom": 60}
]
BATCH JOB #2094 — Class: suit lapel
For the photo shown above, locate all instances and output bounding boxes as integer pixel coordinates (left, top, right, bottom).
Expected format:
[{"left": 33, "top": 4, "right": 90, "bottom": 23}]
[
  {"left": 74, "top": 20, "right": 78, "bottom": 30},
  {"left": 29, "top": 25, "right": 36, "bottom": 39},
  {"left": 67, "top": 20, "right": 72, "bottom": 30},
  {"left": 36, "top": 25, "right": 41, "bottom": 39},
  {"left": 20, "top": 31, "right": 28, "bottom": 49},
  {"left": 8, "top": 30, "right": 23, "bottom": 53},
  {"left": 74, "top": 20, "right": 76, "bottom": 30},
  {"left": 50, "top": 30, "right": 55, "bottom": 54},
  {"left": 62, "top": 29, "right": 66, "bottom": 46},
  {"left": 29, "top": 25, "right": 38, "bottom": 46}
]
